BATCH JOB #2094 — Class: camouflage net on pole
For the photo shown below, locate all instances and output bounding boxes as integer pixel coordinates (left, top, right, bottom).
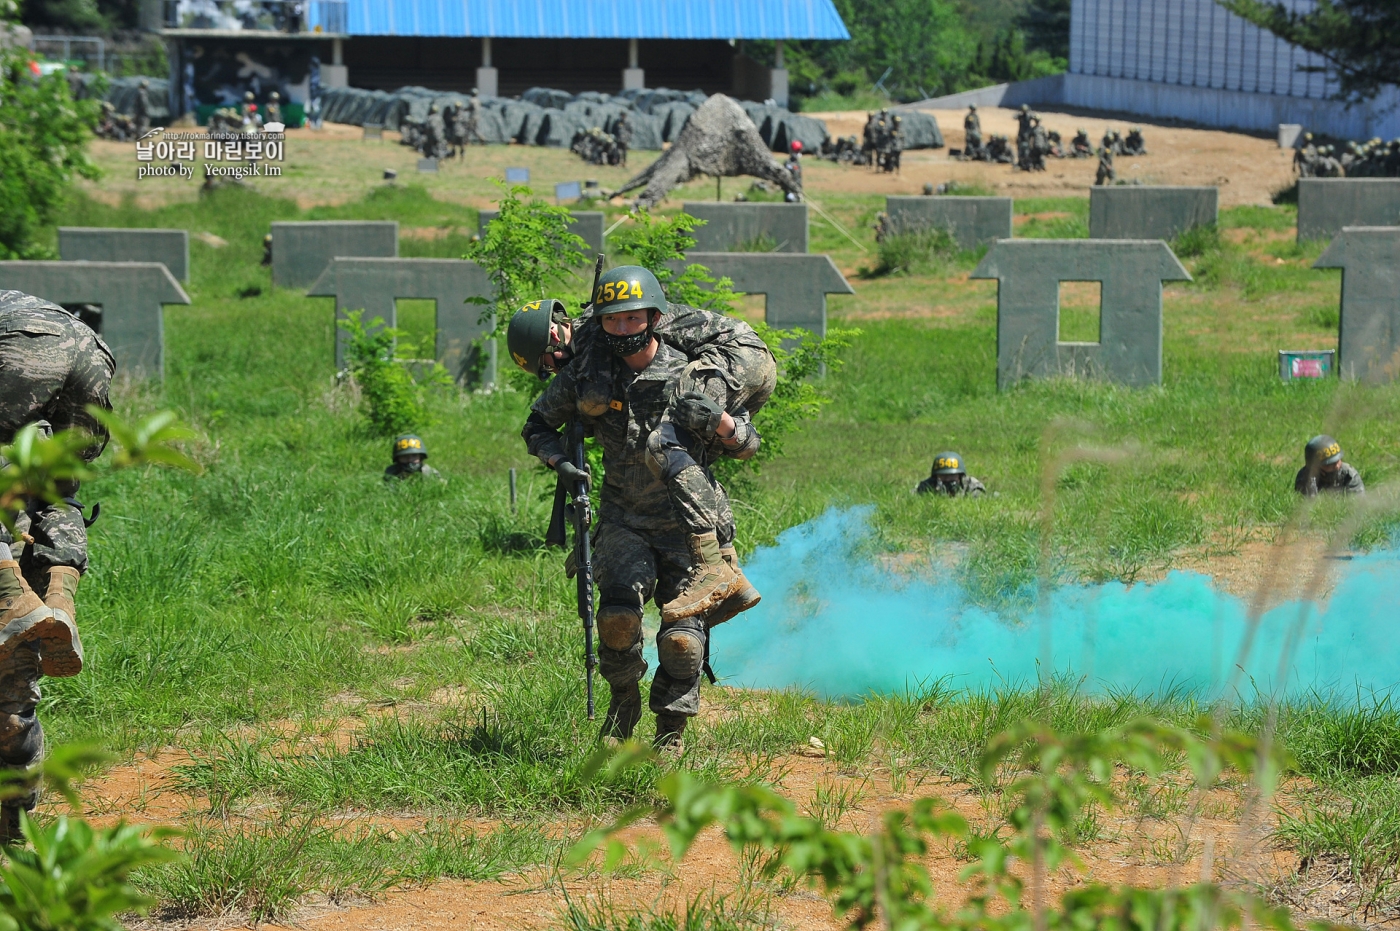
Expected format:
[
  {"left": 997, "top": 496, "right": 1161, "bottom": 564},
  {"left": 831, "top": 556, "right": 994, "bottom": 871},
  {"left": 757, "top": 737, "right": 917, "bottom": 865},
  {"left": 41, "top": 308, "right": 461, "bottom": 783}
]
[{"left": 615, "top": 94, "right": 802, "bottom": 210}]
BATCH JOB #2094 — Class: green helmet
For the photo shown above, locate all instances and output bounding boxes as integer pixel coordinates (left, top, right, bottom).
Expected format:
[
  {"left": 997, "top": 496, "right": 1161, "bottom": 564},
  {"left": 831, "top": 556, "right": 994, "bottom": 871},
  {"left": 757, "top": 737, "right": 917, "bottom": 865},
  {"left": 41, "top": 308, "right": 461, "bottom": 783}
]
[
  {"left": 1305, "top": 434, "right": 1342, "bottom": 466},
  {"left": 392, "top": 434, "right": 428, "bottom": 460},
  {"left": 506, "top": 298, "right": 570, "bottom": 377},
  {"left": 591, "top": 265, "right": 667, "bottom": 317},
  {"left": 932, "top": 451, "right": 965, "bottom": 475}
]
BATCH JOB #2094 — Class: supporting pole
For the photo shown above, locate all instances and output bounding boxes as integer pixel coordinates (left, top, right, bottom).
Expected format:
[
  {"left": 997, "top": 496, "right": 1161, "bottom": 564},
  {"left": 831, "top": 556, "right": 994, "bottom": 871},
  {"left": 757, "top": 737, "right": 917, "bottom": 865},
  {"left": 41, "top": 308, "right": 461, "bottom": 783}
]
[
  {"left": 483, "top": 36, "right": 492, "bottom": 68},
  {"left": 332, "top": 37, "right": 343, "bottom": 65},
  {"left": 509, "top": 468, "right": 517, "bottom": 512},
  {"left": 775, "top": 39, "right": 784, "bottom": 68},
  {"left": 716, "top": 176, "right": 721, "bottom": 201},
  {"left": 628, "top": 37, "right": 638, "bottom": 69}
]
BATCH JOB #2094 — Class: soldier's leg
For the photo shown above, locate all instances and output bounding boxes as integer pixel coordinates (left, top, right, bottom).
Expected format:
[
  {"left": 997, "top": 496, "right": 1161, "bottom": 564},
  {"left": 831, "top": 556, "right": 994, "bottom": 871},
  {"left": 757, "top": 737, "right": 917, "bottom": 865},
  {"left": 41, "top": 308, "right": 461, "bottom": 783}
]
[
  {"left": 0, "top": 642, "right": 42, "bottom": 844},
  {"left": 592, "top": 522, "right": 657, "bottom": 741},
  {"left": 19, "top": 500, "right": 85, "bottom": 677},
  {"left": 647, "top": 530, "right": 707, "bottom": 751}
]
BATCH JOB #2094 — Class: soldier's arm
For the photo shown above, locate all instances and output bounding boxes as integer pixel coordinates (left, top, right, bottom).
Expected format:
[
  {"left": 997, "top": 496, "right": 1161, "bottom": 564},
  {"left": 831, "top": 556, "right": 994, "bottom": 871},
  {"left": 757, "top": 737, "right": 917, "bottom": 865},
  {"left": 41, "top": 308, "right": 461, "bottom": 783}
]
[
  {"left": 1345, "top": 465, "right": 1366, "bottom": 494},
  {"left": 521, "top": 374, "right": 577, "bottom": 465},
  {"left": 716, "top": 409, "right": 760, "bottom": 460}
]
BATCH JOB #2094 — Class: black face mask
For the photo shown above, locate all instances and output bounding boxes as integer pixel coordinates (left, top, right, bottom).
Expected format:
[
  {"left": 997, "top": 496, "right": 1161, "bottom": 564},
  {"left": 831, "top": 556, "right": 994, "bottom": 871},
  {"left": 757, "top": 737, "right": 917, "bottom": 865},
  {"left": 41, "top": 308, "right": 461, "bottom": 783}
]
[
  {"left": 398, "top": 458, "right": 424, "bottom": 473},
  {"left": 604, "top": 327, "right": 652, "bottom": 357}
]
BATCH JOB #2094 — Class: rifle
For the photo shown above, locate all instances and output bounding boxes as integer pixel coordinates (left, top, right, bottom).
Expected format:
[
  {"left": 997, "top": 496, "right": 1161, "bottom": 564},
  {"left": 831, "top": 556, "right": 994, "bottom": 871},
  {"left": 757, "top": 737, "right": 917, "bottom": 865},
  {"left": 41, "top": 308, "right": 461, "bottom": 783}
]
[{"left": 544, "top": 253, "right": 607, "bottom": 717}]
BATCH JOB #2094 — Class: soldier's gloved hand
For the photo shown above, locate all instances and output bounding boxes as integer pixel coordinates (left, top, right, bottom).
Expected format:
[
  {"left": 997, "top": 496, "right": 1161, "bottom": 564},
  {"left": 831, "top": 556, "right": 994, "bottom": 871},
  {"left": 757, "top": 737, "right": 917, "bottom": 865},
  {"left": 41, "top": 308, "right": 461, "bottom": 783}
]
[
  {"left": 671, "top": 392, "right": 726, "bottom": 439},
  {"left": 554, "top": 459, "right": 590, "bottom": 490}
]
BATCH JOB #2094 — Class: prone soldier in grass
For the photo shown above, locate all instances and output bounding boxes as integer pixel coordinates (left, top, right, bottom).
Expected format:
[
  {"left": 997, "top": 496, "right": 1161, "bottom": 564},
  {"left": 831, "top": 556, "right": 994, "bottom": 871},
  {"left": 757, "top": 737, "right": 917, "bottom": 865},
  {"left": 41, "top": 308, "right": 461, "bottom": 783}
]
[
  {"left": 1294, "top": 434, "right": 1364, "bottom": 497},
  {"left": 0, "top": 290, "right": 113, "bottom": 840},
  {"left": 516, "top": 267, "right": 774, "bottom": 749},
  {"left": 383, "top": 434, "right": 441, "bottom": 481},
  {"left": 915, "top": 451, "right": 986, "bottom": 497}
]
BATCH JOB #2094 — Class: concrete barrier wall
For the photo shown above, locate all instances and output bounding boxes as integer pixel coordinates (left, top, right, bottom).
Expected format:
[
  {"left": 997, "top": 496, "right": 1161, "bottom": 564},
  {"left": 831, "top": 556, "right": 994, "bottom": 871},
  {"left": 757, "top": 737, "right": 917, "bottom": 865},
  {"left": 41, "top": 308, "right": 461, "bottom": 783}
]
[
  {"left": 0, "top": 261, "right": 189, "bottom": 379},
  {"left": 885, "top": 196, "right": 1014, "bottom": 250},
  {"left": 1297, "top": 179, "right": 1400, "bottom": 241},
  {"left": 682, "top": 203, "right": 809, "bottom": 254},
  {"left": 676, "top": 252, "right": 852, "bottom": 336},
  {"left": 271, "top": 221, "right": 398, "bottom": 289},
  {"left": 1089, "top": 187, "right": 1218, "bottom": 241},
  {"left": 1314, "top": 226, "right": 1400, "bottom": 383},
  {"left": 971, "top": 239, "right": 1192, "bottom": 389},
  {"left": 58, "top": 228, "right": 190, "bottom": 282}
]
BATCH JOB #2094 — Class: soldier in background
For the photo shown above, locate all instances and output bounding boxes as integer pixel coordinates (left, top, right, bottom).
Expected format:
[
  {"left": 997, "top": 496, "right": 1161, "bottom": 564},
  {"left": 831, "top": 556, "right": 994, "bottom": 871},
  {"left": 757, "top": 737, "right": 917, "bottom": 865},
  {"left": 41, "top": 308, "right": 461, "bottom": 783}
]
[
  {"left": 464, "top": 88, "right": 484, "bottom": 144},
  {"left": 1016, "top": 104, "right": 1033, "bottom": 148},
  {"left": 882, "top": 116, "right": 903, "bottom": 173},
  {"left": 443, "top": 101, "right": 465, "bottom": 158},
  {"left": 420, "top": 104, "right": 448, "bottom": 160},
  {"left": 263, "top": 91, "right": 282, "bottom": 127},
  {"left": 0, "top": 291, "right": 113, "bottom": 841},
  {"left": 384, "top": 434, "right": 442, "bottom": 481},
  {"left": 613, "top": 110, "right": 632, "bottom": 166},
  {"left": 260, "top": 234, "right": 273, "bottom": 267},
  {"left": 1124, "top": 126, "right": 1147, "bottom": 155},
  {"left": 133, "top": 79, "right": 151, "bottom": 137},
  {"left": 241, "top": 91, "right": 262, "bottom": 132},
  {"left": 964, "top": 104, "right": 982, "bottom": 153},
  {"left": 784, "top": 139, "right": 803, "bottom": 187},
  {"left": 1095, "top": 146, "right": 1116, "bottom": 185},
  {"left": 1295, "top": 435, "right": 1364, "bottom": 496},
  {"left": 1070, "top": 128, "right": 1093, "bottom": 157},
  {"left": 1025, "top": 115, "right": 1049, "bottom": 171},
  {"left": 915, "top": 452, "right": 986, "bottom": 497}
]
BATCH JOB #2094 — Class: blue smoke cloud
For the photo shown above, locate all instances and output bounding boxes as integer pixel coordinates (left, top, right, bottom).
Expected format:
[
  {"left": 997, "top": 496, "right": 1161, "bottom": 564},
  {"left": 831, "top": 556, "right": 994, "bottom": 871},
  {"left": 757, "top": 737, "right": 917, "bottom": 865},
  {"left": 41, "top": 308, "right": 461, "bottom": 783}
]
[{"left": 710, "top": 507, "right": 1400, "bottom": 700}]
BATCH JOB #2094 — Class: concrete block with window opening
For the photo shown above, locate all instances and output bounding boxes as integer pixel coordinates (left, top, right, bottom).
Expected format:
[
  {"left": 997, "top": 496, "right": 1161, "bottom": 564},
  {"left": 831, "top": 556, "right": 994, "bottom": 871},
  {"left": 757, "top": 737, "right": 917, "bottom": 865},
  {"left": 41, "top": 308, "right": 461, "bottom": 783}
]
[
  {"left": 0, "top": 261, "right": 189, "bottom": 379},
  {"left": 1313, "top": 226, "right": 1400, "bottom": 383},
  {"left": 884, "top": 196, "right": 1013, "bottom": 250},
  {"left": 971, "top": 239, "right": 1191, "bottom": 389},
  {"left": 478, "top": 210, "right": 605, "bottom": 259},
  {"left": 1088, "top": 186, "right": 1218, "bottom": 241},
  {"left": 58, "top": 227, "right": 190, "bottom": 282},
  {"left": 671, "top": 253, "right": 852, "bottom": 336},
  {"left": 270, "top": 221, "right": 398, "bottom": 289},
  {"left": 1297, "top": 179, "right": 1400, "bottom": 241},
  {"left": 307, "top": 257, "right": 495, "bottom": 385},
  {"left": 682, "top": 203, "right": 809, "bottom": 253}
]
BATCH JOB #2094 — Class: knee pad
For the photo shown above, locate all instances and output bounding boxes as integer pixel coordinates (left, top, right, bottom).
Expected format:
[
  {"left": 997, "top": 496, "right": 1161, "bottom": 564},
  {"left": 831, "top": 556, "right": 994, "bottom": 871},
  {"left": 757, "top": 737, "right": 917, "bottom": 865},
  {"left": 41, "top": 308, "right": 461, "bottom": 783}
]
[
  {"left": 645, "top": 429, "right": 698, "bottom": 483},
  {"left": 657, "top": 621, "right": 706, "bottom": 679},
  {"left": 597, "top": 587, "right": 643, "bottom": 650}
]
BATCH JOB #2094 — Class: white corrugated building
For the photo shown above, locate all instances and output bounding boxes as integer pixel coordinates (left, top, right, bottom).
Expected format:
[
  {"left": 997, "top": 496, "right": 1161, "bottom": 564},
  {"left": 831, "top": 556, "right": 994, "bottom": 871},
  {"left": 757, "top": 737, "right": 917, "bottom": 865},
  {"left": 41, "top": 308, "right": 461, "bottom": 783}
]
[
  {"left": 918, "top": 0, "right": 1399, "bottom": 140},
  {"left": 1063, "top": 0, "right": 1400, "bottom": 138}
]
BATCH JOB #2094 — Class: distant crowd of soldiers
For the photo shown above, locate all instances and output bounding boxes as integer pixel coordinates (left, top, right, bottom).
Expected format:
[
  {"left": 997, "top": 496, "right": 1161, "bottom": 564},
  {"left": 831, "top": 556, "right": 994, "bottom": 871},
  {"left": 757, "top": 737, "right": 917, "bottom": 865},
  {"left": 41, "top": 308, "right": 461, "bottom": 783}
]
[
  {"left": 817, "top": 110, "right": 903, "bottom": 171},
  {"left": 954, "top": 104, "right": 1146, "bottom": 182},
  {"left": 94, "top": 79, "right": 152, "bottom": 141},
  {"left": 570, "top": 113, "right": 631, "bottom": 167},
  {"left": 96, "top": 84, "right": 289, "bottom": 141},
  {"left": 1294, "top": 132, "right": 1400, "bottom": 178},
  {"left": 399, "top": 91, "right": 486, "bottom": 161}
]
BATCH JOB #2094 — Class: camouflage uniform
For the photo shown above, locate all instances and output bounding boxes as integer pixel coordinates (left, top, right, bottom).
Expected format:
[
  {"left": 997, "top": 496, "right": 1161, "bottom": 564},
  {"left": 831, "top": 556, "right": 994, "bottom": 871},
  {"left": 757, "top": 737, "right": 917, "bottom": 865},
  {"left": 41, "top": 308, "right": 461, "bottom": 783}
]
[
  {"left": 915, "top": 474, "right": 986, "bottom": 497},
  {"left": 1294, "top": 462, "right": 1364, "bottom": 496},
  {"left": 0, "top": 291, "right": 113, "bottom": 832},
  {"left": 523, "top": 340, "right": 723, "bottom": 719},
  {"left": 383, "top": 461, "right": 442, "bottom": 481}
]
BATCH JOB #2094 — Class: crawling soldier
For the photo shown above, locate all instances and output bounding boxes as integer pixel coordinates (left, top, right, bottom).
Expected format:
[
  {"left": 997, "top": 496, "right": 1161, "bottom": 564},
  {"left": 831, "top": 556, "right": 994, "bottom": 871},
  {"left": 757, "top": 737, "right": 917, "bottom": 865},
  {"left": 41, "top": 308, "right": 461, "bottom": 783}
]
[
  {"left": 1294, "top": 434, "right": 1364, "bottom": 496},
  {"left": 915, "top": 451, "right": 986, "bottom": 497}
]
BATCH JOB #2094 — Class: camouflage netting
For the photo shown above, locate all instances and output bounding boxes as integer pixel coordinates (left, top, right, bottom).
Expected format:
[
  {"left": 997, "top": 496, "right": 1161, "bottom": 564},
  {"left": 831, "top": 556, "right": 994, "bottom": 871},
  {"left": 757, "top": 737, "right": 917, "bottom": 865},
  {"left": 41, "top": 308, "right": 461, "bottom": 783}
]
[
  {"left": 615, "top": 94, "right": 801, "bottom": 209},
  {"left": 70, "top": 74, "right": 171, "bottom": 123},
  {"left": 314, "top": 84, "right": 852, "bottom": 153},
  {"left": 892, "top": 109, "right": 944, "bottom": 148}
]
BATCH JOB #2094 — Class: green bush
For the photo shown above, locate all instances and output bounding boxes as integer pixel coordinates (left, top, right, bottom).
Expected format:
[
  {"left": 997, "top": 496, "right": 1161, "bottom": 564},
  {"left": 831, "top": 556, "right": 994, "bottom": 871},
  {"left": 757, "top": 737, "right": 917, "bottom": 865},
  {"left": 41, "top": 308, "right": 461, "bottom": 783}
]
[
  {"left": 337, "top": 310, "right": 448, "bottom": 437},
  {"left": 867, "top": 227, "right": 961, "bottom": 277}
]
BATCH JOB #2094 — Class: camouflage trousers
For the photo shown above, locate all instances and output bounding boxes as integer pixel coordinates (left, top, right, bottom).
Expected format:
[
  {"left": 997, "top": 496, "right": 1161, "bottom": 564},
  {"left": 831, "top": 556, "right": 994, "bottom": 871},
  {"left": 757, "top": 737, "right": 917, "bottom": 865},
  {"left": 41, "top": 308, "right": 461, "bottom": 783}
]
[
  {"left": 0, "top": 644, "right": 43, "bottom": 822},
  {"left": 594, "top": 520, "right": 726, "bottom": 717},
  {"left": 1, "top": 502, "right": 89, "bottom": 583},
  {"left": 647, "top": 344, "right": 777, "bottom": 537}
]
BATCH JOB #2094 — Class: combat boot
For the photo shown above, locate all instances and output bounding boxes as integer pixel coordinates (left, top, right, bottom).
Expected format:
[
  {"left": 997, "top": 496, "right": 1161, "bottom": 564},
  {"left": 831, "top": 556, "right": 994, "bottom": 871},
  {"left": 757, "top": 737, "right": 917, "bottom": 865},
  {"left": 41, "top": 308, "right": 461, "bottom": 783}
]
[
  {"left": 704, "top": 546, "right": 762, "bottom": 629},
  {"left": 661, "top": 532, "right": 738, "bottom": 623},
  {"left": 39, "top": 566, "right": 82, "bottom": 678},
  {"left": 654, "top": 712, "right": 688, "bottom": 757},
  {"left": 0, "top": 561, "right": 53, "bottom": 661},
  {"left": 601, "top": 681, "right": 642, "bottom": 745}
]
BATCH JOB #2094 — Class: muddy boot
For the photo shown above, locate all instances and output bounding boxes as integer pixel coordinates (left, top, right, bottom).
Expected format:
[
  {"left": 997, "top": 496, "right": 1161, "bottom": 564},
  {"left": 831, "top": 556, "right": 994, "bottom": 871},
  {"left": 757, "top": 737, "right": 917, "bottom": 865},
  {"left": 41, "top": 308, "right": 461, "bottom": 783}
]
[
  {"left": 705, "top": 546, "right": 762, "bottom": 629},
  {"left": 661, "top": 532, "right": 738, "bottom": 623},
  {"left": 39, "top": 567, "right": 82, "bottom": 678},
  {"left": 0, "top": 561, "right": 53, "bottom": 662},
  {"left": 601, "top": 681, "right": 642, "bottom": 745},
  {"left": 654, "top": 712, "right": 688, "bottom": 756},
  {"left": 0, "top": 805, "right": 23, "bottom": 846}
]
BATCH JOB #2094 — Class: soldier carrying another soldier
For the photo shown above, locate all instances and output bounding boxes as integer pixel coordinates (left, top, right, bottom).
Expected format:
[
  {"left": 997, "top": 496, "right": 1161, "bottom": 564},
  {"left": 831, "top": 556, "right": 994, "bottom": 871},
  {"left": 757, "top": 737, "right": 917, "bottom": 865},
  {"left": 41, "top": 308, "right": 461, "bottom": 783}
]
[{"left": 0, "top": 290, "right": 113, "bottom": 841}]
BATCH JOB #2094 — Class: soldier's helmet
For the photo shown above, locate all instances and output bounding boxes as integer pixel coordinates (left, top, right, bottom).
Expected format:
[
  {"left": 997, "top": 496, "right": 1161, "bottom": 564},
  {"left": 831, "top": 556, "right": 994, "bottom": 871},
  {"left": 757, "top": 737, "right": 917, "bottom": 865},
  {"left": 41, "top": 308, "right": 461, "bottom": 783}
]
[
  {"left": 245, "top": 91, "right": 255, "bottom": 101},
  {"left": 1021, "top": 103, "right": 1030, "bottom": 112},
  {"left": 471, "top": 87, "right": 479, "bottom": 95},
  {"left": 139, "top": 79, "right": 149, "bottom": 88},
  {"left": 1305, "top": 435, "right": 1343, "bottom": 467},
  {"left": 270, "top": 91, "right": 280, "bottom": 101},
  {"left": 790, "top": 139, "right": 803, "bottom": 153},
  {"left": 430, "top": 103, "right": 439, "bottom": 113},
  {"left": 392, "top": 434, "right": 429, "bottom": 460},
  {"left": 893, "top": 115, "right": 902, "bottom": 124},
  {"left": 507, "top": 298, "right": 570, "bottom": 377},
  {"left": 969, "top": 104, "right": 977, "bottom": 111},
  {"left": 932, "top": 452, "right": 965, "bottom": 476},
  {"left": 593, "top": 266, "right": 667, "bottom": 318},
  {"left": 922, "top": 182, "right": 934, "bottom": 194}
]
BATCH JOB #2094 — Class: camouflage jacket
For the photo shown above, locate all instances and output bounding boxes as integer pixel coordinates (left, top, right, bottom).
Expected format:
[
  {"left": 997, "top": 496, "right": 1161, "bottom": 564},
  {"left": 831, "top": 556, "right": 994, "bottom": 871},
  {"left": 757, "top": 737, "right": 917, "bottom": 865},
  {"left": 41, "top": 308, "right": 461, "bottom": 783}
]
[
  {"left": 568, "top": 301, "right": 770, "bottom": 456},
  {"left": 0, "top": 291, "right": 114, "bottom": 453},
  {"left": 384, "top": 462, "right": 443, "bottom": 482},
  {"left": 524, "top": 340, "right": 721, "bottom": 532},
  {"left": 1294, "top": 462, "right": 1364, "bottom": 496},
  {"left": 914, "top": 475, "right": 986, "bottom": 497}
]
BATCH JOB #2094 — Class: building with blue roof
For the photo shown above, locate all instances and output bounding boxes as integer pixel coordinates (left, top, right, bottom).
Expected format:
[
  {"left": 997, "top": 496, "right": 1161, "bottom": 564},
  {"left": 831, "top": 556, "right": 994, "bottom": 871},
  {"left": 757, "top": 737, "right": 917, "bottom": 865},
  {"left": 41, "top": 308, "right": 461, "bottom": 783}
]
[{"left": 157, "top": 0, "right": 849, "bottom": 121}]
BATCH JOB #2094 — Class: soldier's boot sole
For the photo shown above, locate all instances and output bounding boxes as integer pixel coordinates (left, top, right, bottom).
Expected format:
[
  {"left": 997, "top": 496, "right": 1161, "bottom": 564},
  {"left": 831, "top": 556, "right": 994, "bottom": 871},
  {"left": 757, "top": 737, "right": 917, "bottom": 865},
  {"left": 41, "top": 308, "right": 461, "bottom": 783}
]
[
  {"left": 705, "top": 547, "right": 761, "bottom": 629},
  {"left": 0, "top": 561, "right": 53, "bottom": 664},
  {"left": 661, "top": 533, "right": 740, "bottom": 624},
  {"left": 39, "top": 566, "right": 82, "bottom": 678}
]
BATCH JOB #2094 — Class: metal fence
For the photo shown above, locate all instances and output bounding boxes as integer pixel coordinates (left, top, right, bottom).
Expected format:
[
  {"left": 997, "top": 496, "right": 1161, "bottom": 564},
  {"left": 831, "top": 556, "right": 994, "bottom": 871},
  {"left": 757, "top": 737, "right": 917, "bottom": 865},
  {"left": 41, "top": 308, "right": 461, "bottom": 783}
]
[
  {"left": 1069, "top": 0, "right": 1339, "bottom": 100},
  {"left": 163, "top": 0, "right": 348, "bottom": 34}
]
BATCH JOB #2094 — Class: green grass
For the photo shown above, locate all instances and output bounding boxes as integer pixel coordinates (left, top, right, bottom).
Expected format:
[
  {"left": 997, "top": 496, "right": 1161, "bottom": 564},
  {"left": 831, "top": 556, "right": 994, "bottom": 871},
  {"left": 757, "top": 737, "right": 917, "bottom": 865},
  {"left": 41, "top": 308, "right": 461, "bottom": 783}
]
[{"left": 39, "top": 181, "right": 1400, "bottom": 922}]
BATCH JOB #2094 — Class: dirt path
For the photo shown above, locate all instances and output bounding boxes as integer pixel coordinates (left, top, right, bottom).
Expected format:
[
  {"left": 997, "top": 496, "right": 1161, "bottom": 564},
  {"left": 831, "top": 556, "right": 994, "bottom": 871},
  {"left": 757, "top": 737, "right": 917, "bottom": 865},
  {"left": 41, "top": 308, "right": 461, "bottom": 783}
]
[{"left": 803, "top": 108, "right": 1296, "bottom": 207}]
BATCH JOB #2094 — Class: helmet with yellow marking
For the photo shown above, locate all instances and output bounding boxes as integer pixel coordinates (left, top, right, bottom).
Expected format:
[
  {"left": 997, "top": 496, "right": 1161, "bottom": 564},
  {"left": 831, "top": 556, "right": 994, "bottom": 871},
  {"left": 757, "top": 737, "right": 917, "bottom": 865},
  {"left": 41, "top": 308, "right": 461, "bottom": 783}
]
[
  {"left": 591, "top": 265, "right": 667, "bottom": 317},
  {"left": 506, "top": 298, "right": 571, "bottom": 377},
  {"left": 392, "top": 434, "right": 428, "bottom": 460},
  {"left": 931, "top": 451, "right": 965, "bottom": 476}
]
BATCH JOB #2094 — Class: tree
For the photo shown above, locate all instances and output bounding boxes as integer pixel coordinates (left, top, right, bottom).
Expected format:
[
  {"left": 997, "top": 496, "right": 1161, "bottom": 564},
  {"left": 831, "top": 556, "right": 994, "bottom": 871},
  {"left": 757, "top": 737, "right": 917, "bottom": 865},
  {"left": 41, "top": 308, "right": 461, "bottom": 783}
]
[
  {"left": 1218, "top": 0, "right": 1400, "bottom": 103},
  {"left": 0, "top": 45, "right": 101, "bottom": 259},
  {"left": 1017, "top": 0, "right": 1072, "bottom": 61}
]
